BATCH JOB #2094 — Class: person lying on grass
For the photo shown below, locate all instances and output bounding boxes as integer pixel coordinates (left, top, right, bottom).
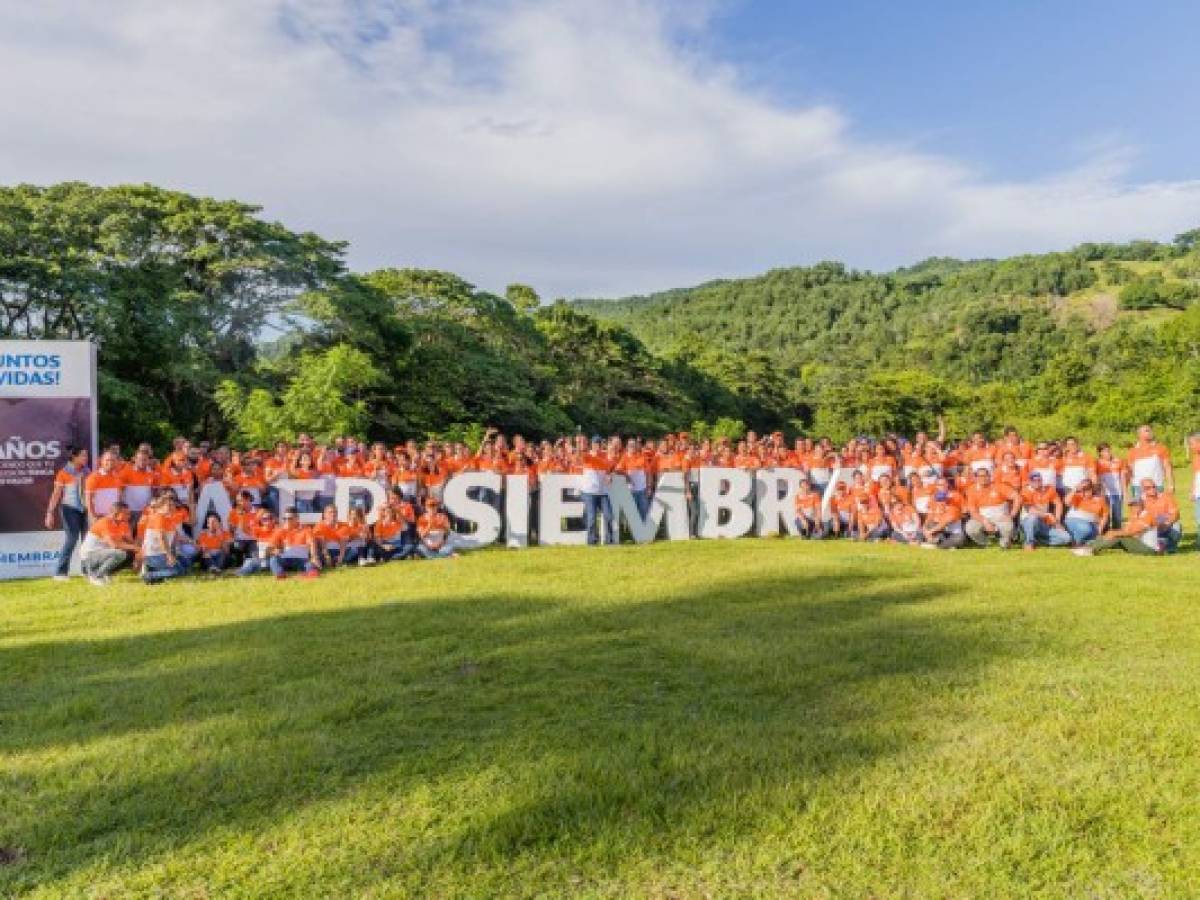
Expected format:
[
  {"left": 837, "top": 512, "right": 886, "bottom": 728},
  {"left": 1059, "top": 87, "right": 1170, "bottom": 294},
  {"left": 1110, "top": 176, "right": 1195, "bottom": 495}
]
[{"left": 1073, "top": 479, "right": 1181, "bottom": 556}]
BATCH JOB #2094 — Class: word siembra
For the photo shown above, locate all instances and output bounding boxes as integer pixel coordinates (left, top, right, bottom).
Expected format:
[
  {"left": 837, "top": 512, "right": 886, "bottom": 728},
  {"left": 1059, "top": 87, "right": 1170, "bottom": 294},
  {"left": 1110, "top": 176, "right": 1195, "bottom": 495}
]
[{"left": 194, "top": 469, "right": 831, "bottom": 545}]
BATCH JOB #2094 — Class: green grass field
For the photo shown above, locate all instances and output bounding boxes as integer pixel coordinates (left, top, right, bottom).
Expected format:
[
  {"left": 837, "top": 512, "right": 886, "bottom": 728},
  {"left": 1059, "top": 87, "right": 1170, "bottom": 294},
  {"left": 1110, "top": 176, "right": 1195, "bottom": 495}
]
[{"left": 3, "top": 535, "right": 1200, "bottom": 897}]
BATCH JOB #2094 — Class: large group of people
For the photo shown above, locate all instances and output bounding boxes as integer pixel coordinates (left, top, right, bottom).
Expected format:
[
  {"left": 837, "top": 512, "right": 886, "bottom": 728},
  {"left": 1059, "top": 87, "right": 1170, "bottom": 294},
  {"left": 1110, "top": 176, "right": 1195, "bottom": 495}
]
[{"left": 43, "top": 423, "right": 1198, "bottom": 586}]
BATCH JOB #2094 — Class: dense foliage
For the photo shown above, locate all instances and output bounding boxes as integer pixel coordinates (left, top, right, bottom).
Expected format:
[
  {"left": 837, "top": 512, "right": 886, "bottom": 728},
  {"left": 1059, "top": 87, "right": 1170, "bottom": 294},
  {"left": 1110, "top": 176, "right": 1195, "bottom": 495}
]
[{"left": 3, "top": 182, "right": 1199, "bottom": 447}]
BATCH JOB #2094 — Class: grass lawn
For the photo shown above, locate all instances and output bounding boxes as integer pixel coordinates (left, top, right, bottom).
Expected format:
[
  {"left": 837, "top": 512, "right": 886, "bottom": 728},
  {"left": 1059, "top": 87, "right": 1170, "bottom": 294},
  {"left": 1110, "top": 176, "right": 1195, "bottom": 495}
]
[{"left": 3, "top": 535, "right": 1200, "bottom": 897}]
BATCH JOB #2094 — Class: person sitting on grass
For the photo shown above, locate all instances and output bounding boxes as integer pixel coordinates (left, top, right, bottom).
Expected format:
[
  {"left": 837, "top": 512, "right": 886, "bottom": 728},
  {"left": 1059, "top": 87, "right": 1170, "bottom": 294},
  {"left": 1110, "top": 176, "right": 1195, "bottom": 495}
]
[
  {"left": 964, "top": 468, "right": 1019, "bottom": 549},
  {"left": 417, "top": 497, "right": 458, "bottom": 559},
  {"left": 80, "top": 501, "right": 139, "bottom": 586},
  {"left": 1018, "top": 472, "right": 1069, "bottom": 551},
  {"left": 140, "top": 494, "right": 186, "bottom": 584},
  {"left": 1062, "top": 479, "right": 1108, "bottom": 547},
  {"left": 195, "top": 511, "right": 233, "bottom": 574},
  {"left": 887, "top": 500, "right": 923, "bottom": 545},
  {"left": 370, "top": 505, "right": 411, "bottom": 562},
  {"left": 236, "top": 509, "right": 278, "bottom": 576},
  {"left": 267, "top": 507, "right": 320, "bottom": 579},
  {"left": 792, "top": 478, "right": 825, "bottom": 538},
  {"left": 921, "top": 482, "right": 966, "bottom": 550},
  {"left": 1073, "top": 479, "right": 1181, "bottom": 557},
  {"left": 227, "top": 490, "right": 260, "bottom": 567},
  {"left": 313, "top": 504, "right": 358, "bottom": 568},
  {"left": 828, "top": 481, "right": 854, "bottom": 538},
  {"left": 856, "top": 495, "right": 890, "bottom": 542}
]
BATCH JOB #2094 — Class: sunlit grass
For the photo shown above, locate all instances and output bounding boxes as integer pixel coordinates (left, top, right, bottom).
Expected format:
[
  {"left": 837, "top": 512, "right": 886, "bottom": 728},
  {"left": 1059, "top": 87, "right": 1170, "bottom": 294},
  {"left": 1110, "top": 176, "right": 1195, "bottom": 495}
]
[{"left": 3, "top": 533, "right": 1200, "bottom": 897}]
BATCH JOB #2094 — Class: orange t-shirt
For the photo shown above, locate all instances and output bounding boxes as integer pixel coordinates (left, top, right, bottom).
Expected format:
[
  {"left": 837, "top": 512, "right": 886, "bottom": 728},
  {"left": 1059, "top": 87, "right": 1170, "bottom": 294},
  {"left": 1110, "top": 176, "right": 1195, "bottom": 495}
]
[{"left": 196, "top": 528, "right": 231, "bottom": 552}]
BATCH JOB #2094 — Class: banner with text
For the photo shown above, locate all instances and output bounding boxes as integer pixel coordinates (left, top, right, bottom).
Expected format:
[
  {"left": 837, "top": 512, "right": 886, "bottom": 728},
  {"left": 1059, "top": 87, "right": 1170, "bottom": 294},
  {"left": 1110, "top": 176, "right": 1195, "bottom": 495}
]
[{"left": 0, "top": 342, "right": 97, "bottom": 579}]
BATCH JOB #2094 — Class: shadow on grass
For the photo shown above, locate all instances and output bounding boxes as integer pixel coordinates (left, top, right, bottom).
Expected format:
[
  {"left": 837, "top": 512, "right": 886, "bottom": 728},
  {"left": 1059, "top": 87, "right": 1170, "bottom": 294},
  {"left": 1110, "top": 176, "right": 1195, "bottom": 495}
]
[{"left": 0, "top": 570, "right": 1015, "bottom": 890}]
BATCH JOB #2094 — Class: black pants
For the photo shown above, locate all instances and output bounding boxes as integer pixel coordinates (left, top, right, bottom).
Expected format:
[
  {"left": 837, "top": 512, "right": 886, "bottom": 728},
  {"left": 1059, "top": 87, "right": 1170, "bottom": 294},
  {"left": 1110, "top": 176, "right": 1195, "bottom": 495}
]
[{"left": 57, "top": 506, "right": 87, "bottom": 576}]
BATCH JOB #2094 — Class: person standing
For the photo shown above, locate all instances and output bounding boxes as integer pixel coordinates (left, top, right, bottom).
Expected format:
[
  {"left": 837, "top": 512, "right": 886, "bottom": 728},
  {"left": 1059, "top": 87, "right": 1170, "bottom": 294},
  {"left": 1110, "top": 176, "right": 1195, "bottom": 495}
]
[
  {"left": 1125, "top": 425, "right": 1173, "bottom": 502},
  {"left": 44, "top": 445, "right": 90, "bottom": 581},
  {"left": 579, "top": 436, "right": 617, "bottom": 546}
]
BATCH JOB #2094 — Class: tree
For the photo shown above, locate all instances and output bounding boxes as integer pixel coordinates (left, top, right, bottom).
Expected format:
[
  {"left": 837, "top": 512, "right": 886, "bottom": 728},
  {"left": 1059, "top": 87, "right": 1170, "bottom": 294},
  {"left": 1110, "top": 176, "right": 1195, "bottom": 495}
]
[
  {"left": 0, "top": 182, "right": 348, "bottom": 445},
  {"left": 216, "top": 345, "right": 381, "bottom": 446},
  {"left": 505, "top": 283, "right": 541, "bottom": 315}
]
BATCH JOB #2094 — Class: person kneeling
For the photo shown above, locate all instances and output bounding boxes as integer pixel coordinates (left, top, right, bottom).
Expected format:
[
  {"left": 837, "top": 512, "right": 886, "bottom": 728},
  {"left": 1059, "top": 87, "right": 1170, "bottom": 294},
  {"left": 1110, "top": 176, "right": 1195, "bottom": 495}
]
[
  {"left": 80, "top": 501, "right": 139, "bottom": 586},
  {"left": 1074, "top": 479, "right": 1181, "bottom": 556}
]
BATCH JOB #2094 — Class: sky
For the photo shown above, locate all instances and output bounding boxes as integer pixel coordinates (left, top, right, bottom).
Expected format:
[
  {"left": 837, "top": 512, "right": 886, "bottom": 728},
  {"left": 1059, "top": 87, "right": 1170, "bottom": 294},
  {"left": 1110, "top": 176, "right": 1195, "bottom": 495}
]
[{"left": 1, "top": 0, "right": 1198, "bottom": 299}]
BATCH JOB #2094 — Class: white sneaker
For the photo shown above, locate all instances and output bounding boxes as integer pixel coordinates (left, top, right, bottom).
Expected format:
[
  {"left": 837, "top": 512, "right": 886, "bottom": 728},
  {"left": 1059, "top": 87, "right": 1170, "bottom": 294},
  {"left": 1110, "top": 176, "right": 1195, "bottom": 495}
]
[
  {"left": 52, "top": 574, "right": 70, "bottom": 582},
  {"left": 1072, "top": 547, "right": 1094, "bottom": 557},
  {"left": 920, "top": 543, "right": 937, "bottom": 550},
  {"left": 358, "top": 558, "right": 369, "bottom": 567},
  {"left": 87, "top": 575, "right": 111, "bottom": 587}
]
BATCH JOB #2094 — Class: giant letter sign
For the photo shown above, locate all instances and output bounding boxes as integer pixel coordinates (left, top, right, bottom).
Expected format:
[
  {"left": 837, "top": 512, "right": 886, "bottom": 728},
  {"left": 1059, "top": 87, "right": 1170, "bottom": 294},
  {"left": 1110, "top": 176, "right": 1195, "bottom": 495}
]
[
  {"left": 0, "top": 341, "right": 97, "bottom": 580},
  {"left": 695, "top": 467, "right": 755, "bottom": 539}
]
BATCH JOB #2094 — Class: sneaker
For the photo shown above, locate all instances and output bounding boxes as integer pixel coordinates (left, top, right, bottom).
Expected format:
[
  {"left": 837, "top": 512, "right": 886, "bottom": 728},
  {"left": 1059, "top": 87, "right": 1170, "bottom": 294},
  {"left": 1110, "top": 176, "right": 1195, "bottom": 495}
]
[
  {"left": 52, "top": 574, "right": 69, "bottom": 582},
  {"left": 1071, "top": 547, "right": 1094, "bottom": 557},
  {"left": 301, "top": 569, "right": 320, "bottom": 580},
  {"left": 920, "top": 543, "right": 937, "bottom": 550},
  {"left": 275, "top": 573, "right": 289, "bottom": 581},
  {"left": 1023, "top": 544, "right": 1035, "bottom": 552},
  {"left": 358, "top": 558, "right": 369, "bottom": 567},
  {"left": 87, "top": 575, "right": 105, "bottom": 587}
]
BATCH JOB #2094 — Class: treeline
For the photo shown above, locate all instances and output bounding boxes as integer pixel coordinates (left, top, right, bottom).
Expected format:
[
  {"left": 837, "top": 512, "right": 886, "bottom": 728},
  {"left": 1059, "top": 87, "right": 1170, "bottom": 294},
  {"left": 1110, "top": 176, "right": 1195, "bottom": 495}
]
[{"left": 2, "top": 182, "right": 1199, "bottom": 448}]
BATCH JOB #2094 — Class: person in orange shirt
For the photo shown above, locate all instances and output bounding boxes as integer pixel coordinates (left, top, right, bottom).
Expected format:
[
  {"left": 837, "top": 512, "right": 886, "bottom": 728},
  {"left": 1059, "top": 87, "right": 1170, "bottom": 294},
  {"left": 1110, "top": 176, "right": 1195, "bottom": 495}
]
[
  {"left": 579, "top": 436, "right": 617, "bottom": 546},
  {"left": 195, "top": 511, "right": 233, "bottom": 574},
  {"left": 267, "top": 507, "right": 320, "bottom": 578},
  {"left": 1058, "top": 437, "right": 1097, "bottom": 494},
  {"left": 236, "top": 508, "right": 280, "bottom": 576},
  {"left": 855, "top": 495, "right": 890, "bottom": 541},
  {"left": 921, "top": 481, "right": 966, "bottom": 549},
  {"left": 85, "top": 451, "right": 125, "bottom": 520},
  {"left": 619, "top": 438, "right": 652, "bottom": 519},
  {"left": 121, "top": 448, "right": 160, "bottom": 530},
  {"left": 1062, "top": 479, "right": 1108, "bottom": 546},
  {"left": 963, "top": 432, "right": 996, "bottom": 477},
  {"left": 1189, "top": 433, "right": 1200, "bottom": 531},
  {"left": 79, "top": 501, "right": 139, "bottom": 585},
  {"left": 792, "top": 478, "right": 825, "bottom": 538},
  {"left": 1018, "top": 472, "right": 1069, "bottom": 550},
  {"left": 312, "top": 504, "right": 359, "bottom": 567},
  {"left": 828, "top": 481, "right": 856, "bottom": 538},
  {"left": 963, "top": 469, "right": 1018, "bottom": 548},
  {"left": 138, "top": 493, "right": 187, "bottom": 584},
  {"left": 1075, "top": 478, "right": 1180, "bottom": 556},
  {"left": 416, "top": 497, "right": 458, "bottom": 559},
  {"left": 1125, "top": 424, "right": 1173, "bottom": 500},
  {"left": 370, "top": 505, "right": 411, "bottom": 561},
  {"left": 887, "top": 500, "right": 923, "bottom": 545}
]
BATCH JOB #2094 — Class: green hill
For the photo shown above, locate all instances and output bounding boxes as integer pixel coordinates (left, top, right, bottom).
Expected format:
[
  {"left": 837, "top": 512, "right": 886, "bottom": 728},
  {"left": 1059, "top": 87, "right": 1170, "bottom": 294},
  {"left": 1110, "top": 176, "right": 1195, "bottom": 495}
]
[{"left": 573, "top": 235, "right": 1200, "bottom": 442}]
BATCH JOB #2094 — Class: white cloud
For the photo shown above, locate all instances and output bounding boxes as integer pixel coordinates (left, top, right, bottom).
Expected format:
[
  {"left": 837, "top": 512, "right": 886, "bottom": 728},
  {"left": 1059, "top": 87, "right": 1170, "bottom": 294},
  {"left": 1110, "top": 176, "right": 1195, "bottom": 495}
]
[{"left": 1, "top": 0, "right": 1198, "bottom": 298}]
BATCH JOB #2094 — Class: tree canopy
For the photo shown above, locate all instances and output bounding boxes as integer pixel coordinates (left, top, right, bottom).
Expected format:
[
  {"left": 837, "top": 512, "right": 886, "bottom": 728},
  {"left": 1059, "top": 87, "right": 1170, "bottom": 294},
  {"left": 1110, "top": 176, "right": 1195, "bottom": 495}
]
[{"left": 3, "top": 182, "right": 1198, "bottom": 447}]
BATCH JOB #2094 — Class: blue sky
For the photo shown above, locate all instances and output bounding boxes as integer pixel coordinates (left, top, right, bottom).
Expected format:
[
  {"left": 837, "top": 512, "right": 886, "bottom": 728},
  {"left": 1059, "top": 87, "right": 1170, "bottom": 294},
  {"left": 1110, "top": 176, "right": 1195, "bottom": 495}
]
[
  {"left": 1, "top": 0, "right": 1197, "bottom": 298},
  {"left": 709, "top": 1, "right": 1199, "bottom": 182}
]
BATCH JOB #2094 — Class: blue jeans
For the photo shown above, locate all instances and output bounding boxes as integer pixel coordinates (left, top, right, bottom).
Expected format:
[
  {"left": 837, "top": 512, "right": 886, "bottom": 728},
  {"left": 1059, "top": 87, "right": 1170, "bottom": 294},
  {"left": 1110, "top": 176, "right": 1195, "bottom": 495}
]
[
  {"left": 296, "top": 495, "right": 317, "bottom": 514},
  {"left": 142, "top": 553, "right": 185, "bottom": 582},
  {"left": 328, "top": 546, "right": 362, "bottom": 566},
  {"left": 269, "top": 555, "right": 316, "bottom": 576},
  {"left": 1020, "top": 515, "right": 1071, "bottom": 547},
  {"left": 1064, "top": 517, "right": 1099, "bottom": 546},
  {"left": 1105, "top": 494, "right": 1123, "bottom": 529},
  {"left": 1162, "top": 524, "right": 1183, "bottom": 553},
  {"left": 56, "top": 506, "right": 88, "bottom": 576},
  {"left": 631, "top": 489, "right": 650, "bottom": 520},
  {"left": 237, "top": 556, "right": 269, "bottom": 576},
  {"left": 375, "top": 539, "right": 413, "bottom": 562},
  {"left": 583, "top": 492, "right": 614, "bottom": 545},
  {"left": 201, "top": 550, "right": 228, "bottom": 572},
  {"left": 794, "top": 516, "right": 825, "bottom": 538}
]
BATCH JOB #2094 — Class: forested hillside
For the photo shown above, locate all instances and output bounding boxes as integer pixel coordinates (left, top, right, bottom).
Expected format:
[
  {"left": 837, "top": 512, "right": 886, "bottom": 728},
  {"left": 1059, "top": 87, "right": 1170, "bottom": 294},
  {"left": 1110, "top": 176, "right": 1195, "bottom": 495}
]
[
  {"left": 576, "top": 238, "right": 1200, "bottom": 442},
  {"left": 2, "top": 182, "right": 1198, "bottom": 447}
]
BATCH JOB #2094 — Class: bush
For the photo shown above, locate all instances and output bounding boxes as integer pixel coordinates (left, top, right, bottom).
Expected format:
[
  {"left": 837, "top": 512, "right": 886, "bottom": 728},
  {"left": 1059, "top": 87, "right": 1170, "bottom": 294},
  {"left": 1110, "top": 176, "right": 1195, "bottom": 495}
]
[{"left": 1118, "top": 276, "right": 1200, "bottom": 311}]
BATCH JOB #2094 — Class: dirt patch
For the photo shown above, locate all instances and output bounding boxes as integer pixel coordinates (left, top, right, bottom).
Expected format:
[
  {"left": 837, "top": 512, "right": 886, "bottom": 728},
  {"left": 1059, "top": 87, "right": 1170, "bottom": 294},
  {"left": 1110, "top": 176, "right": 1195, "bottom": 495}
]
[{"left": 0, "top": 846, "right": 26, "bottom": 866}]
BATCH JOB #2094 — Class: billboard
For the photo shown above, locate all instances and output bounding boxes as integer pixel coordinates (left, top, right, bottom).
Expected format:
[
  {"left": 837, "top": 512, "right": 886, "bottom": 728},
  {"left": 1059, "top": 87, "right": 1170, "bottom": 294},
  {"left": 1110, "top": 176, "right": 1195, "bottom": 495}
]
[{"left": 0, "top": 342, "right": 98, "bottom": 579}]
